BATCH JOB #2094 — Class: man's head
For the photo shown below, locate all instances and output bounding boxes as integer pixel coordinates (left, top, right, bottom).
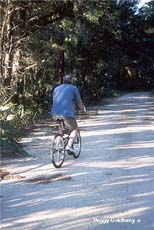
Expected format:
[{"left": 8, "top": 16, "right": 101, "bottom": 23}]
[{"left": 63, "top": 74, "right": 72, "bottom": 84}]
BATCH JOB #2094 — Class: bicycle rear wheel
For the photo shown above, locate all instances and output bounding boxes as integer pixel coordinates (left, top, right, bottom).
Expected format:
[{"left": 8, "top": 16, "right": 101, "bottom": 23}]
[
  {"left": 51, "top": 134, "right": 65, "bottom": 168},
  {"left": 72, "top": 132, "right": 81, "bottom": 159}
]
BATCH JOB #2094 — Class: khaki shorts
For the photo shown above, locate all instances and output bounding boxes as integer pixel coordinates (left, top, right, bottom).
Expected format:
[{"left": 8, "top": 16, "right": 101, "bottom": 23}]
[{"left": 63, "top": 117, "right": 78, "bottom": 131}]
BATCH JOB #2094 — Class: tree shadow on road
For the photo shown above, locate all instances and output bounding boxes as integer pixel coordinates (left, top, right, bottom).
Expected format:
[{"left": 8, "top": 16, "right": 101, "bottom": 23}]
[{"left": 1, "top": 92, "right": 154, "bottom": 230}]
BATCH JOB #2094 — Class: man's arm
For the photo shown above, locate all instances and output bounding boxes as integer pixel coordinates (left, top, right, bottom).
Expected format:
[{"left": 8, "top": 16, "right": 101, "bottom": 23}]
[
  {"left": 74, "top": 86, "right": 86, "bottom": 112},
  {"left": 77, "top": 100, "right": 85, "bottom": 111}
]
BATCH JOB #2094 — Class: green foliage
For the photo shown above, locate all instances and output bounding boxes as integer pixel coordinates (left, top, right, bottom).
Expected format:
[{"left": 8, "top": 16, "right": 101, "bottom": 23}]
[
  {"left": 0, "top": 88, "right": 30, "bottom": 157},
  {"left": 0, "top": 109, "right": 27, "bottom": 157}
]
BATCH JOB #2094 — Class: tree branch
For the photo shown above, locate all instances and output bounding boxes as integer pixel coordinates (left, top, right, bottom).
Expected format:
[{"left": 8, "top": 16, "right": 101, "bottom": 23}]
[{"left": 20, "top": 15, "right": 66, "bottom": 39}]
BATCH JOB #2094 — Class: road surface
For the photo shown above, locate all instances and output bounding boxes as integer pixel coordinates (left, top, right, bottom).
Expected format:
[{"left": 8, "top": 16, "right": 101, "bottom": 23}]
[{"left": 1, "top": 92, "right": 154, "bottom": 230}]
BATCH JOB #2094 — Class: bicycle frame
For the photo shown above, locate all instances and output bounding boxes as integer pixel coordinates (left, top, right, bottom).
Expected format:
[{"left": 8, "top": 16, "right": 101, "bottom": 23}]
[
  {"left": 51, "top": 117, "right": 81, "bottom": 168},
  {"left": 54, "top": 117, "right": 70, "bottom": 136}
]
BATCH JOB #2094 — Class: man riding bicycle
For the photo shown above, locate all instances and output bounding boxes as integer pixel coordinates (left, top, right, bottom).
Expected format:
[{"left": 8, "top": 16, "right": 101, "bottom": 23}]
[{"left": 51, "top": 74, "right": 85, "bottom": 153}]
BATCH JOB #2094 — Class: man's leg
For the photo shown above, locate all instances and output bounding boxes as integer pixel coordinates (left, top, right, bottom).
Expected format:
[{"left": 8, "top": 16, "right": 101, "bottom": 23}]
[
  {"left": 67, "top": 129, "right": 78, "bottom": 148},
  {"left": 63, "top": 117, "right": 78, "bottom": 151}
]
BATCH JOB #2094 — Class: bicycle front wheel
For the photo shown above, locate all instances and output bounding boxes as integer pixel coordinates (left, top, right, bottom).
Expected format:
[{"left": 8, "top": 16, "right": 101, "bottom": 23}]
[
  {"left": 51, "top": 134, "right": 65, "bottom": 168},
  {"left": 72, "top": 132, "right": 81, "bottom": 159}
]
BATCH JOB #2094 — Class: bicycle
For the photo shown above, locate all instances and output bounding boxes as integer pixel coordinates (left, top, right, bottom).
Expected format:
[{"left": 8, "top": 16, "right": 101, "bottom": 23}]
[{"left": 50, "top": 117, "right": 81, "bottom": 168}]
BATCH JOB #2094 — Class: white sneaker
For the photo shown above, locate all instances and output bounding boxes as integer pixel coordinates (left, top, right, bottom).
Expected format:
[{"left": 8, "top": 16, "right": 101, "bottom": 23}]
[{"left": 65, "top": 145, "right": 74, "bottom": 154}]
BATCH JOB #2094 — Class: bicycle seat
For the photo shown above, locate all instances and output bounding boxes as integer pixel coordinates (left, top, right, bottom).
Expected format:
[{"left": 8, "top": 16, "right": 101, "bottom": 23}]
[{"left": 53, "top": 116, "right": 64, "bottom": 122}]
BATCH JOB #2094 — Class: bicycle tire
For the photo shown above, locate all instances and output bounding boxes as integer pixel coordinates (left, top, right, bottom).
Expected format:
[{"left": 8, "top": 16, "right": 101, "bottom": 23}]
[
  {"left": 72, "top": 132, "right": 81, "bottom": 159},
  {"left": 51, "top": 134, "right": 65, "bottom": 168}
]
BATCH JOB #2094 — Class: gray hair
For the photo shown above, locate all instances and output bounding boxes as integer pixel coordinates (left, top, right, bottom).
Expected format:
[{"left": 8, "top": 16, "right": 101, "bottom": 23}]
[{"left": 63, "top": 74, "right": 72, "bottom": 83}]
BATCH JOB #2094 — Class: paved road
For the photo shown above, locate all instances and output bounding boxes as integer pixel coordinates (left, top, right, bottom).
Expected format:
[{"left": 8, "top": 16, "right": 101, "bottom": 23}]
[{"left": 1, "top": 92, "right": 154, "bottom": 230}]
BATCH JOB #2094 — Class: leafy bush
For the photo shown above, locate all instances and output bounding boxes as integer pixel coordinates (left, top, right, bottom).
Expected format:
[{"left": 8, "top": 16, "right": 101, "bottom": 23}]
[{"left": 0, "top": 90, "right": 28, "bottom": 157}]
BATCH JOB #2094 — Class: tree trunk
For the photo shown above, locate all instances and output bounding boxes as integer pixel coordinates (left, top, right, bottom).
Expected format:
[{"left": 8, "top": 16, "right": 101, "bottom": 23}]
[
  {"left": 60, "top": 51, "right": 65, "bottom": 83},
  {"left": 1, "top": 2, "right": 14, "bottom": 88}
]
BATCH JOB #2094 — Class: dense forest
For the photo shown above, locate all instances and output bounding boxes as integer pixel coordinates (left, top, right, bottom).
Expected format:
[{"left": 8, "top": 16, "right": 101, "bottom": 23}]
[{"left": 0, "top": 0, "right": 154, "bottom": 156}]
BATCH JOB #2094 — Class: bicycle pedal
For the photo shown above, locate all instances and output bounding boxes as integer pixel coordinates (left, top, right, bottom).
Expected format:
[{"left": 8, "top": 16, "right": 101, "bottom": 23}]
[{"left": 67, "top": 150, "right": 74, "bottom": 155}]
